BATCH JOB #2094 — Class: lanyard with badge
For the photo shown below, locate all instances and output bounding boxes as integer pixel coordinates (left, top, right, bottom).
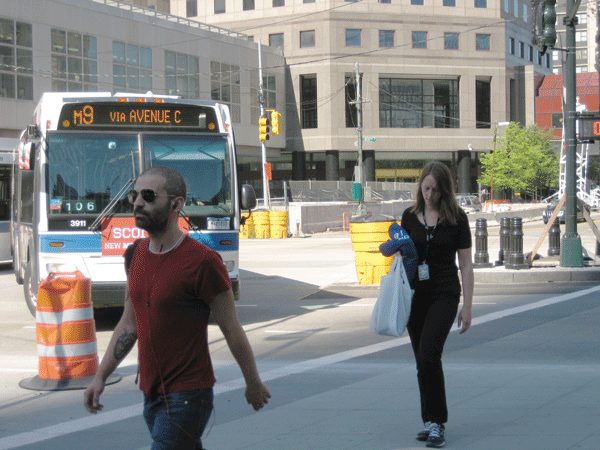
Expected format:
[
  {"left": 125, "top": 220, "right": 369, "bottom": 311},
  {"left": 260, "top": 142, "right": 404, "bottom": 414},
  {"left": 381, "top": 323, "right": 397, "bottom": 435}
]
[{"left": 418, "top": 213, "right": 437, "bottom": 281}]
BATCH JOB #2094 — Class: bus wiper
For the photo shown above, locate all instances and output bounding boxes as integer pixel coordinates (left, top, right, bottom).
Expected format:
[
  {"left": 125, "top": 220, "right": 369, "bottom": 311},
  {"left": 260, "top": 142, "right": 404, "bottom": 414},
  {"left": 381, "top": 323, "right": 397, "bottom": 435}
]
[{"left": 88, "top": 178, "right": 135, "bottom": 231}]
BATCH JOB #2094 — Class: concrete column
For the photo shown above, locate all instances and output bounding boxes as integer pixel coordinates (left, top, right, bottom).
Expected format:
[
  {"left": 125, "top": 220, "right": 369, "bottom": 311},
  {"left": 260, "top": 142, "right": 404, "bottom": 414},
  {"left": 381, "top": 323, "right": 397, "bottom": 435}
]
[
  {"left": 456, "top": 150, "right": 471, "bottom": 194},
  {"left": 325, "top": 150, "right": 339, "bottom": 180},
  {"left": 292, "top": 151, "right": 306, "bottom": 180},
  {"left": 363, "top": 150, "right": 375, "bottom": 181}
]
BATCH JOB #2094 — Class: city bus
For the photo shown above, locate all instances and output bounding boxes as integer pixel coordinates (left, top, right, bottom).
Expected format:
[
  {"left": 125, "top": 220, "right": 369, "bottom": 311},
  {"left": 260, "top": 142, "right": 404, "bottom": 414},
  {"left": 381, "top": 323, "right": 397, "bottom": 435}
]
[
  {"left": 12, "top": 92, "right": 255, "bottom": 315},
  {"left": 0, "top": 147, "right": 15, "bottom": 264}
]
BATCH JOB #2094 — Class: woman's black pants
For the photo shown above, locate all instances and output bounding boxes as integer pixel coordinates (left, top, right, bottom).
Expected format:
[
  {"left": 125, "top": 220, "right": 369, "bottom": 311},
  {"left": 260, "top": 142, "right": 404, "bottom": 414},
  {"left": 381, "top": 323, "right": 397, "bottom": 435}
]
[{"left": 407, "top": 291, "right": 459, "bottom": 425}]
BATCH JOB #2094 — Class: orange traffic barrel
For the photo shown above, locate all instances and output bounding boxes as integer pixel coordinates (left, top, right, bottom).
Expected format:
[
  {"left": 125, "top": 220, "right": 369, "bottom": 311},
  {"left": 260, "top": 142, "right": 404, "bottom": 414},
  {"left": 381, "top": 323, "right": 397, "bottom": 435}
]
[{"left": 20, "top": 270, "right": 121, "bottom": 391}]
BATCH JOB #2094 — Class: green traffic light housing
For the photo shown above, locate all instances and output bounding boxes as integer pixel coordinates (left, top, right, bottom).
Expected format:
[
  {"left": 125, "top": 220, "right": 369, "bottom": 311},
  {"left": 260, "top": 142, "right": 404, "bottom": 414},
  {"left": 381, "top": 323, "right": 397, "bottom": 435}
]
[{"left": 541, "top": 0, "right": 557, "bottom": 48}]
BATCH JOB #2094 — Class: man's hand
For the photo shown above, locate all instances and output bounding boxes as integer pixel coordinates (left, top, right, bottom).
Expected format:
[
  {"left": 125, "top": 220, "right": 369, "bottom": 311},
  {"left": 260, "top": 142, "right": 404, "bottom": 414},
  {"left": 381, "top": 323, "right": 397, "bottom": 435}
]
[
  {"left": 245, "top": 381, "right": 271, "bottom": 411},
  {"left": 83, "top": 377, "right": 105, "bottom": 414}
]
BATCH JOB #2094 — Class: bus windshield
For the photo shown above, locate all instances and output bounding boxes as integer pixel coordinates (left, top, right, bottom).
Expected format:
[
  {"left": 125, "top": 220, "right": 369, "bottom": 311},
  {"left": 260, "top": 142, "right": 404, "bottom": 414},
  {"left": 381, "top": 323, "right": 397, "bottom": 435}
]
[
  {"left": 48, "top": 133, "right": 139, "bottom": 216},
  {"left": 143, "top": 134, "right": 232, "bottom": 217}
]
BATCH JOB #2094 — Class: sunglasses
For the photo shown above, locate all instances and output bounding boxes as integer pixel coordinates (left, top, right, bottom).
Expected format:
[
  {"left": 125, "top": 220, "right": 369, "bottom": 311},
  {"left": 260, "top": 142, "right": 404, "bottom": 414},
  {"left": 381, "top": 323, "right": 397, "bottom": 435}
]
[{"left": 127, "top": 189, "right": 177, "bottom": 204}]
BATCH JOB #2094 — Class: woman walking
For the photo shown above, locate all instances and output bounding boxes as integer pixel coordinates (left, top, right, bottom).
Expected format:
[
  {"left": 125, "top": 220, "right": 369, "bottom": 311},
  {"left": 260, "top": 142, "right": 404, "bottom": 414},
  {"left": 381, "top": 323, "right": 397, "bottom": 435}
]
[{"left": 387, "top": 161, "right": 474, "bottom": 448}]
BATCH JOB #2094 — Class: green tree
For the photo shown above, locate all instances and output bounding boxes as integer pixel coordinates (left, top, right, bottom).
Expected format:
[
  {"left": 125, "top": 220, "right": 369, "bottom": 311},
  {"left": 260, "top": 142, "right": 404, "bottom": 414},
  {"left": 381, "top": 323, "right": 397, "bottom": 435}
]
[{"left": 478, "top": 122, "right": 559, "bottom": 200}]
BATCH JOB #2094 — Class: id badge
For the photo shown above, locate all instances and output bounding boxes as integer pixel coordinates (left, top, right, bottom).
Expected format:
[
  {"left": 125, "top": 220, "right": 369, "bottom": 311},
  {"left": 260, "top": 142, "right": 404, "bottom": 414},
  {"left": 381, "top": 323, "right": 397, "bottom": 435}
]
[{"left": 418, "top": 263, "right": 430, "bottom": 281}]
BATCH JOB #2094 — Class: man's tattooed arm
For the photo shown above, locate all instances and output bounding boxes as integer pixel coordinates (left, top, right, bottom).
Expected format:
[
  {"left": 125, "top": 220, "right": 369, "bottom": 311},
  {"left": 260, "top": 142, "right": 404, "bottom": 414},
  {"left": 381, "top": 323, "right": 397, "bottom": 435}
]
[{"left": 113, "top": 331, "right": 137, "bottom": 362}]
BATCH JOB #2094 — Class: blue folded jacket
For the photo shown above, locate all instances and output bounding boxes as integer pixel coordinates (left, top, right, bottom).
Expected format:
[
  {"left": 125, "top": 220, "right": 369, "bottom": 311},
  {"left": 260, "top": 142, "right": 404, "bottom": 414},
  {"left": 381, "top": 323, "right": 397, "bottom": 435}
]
[{"left": 379, "top": 223, "right": 418, "bottom": 281}]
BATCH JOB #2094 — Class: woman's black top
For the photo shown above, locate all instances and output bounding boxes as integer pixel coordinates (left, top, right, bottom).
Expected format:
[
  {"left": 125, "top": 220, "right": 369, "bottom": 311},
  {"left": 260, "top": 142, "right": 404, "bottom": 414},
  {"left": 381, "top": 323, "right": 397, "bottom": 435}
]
[{"left": 400, "top": 207, "right": 471, "bottom": 296}]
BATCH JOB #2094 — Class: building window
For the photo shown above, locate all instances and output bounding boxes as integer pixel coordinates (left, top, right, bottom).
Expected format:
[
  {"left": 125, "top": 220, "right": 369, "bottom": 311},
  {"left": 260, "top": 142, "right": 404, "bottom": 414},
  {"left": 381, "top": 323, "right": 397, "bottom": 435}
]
[
  {"left": 300, "top": 74, "right": 317, "bottom": 129},
  {"left": 211, "top": 62, "right": 241, "bottom": 123},
  {"left": 186, "top": 0, "right": 197, "bottom": 16},
  {"left": 476, "top": 34, "right": 490, "bottom": 51},
  {"left": 52, "top": 28, "right": 97, "bottom": 93},
  {"left": 243, "top": 0, "right": 255, "bottom": 10},
  {"left": 165, "top": 50, "right": 199, "bottom": 98},
  {"left": 509, "top": 38, "right": 515, "bottom": 55},
  {"left": 345, "top": 73, "right": 360, "bottom": 127},
  {"left": 476, "top": 80, "right": 491, "bottom": 128},
  {"left": 576, "top": 48, "right": 588, "bottom": 61},
  {"left": 269, "top": 33, "right": 284, "bottom": 49},
  {"left": 412, "top": 31, "right": 427, "bottom": 49},
  {"left": 113, "top": 42, "right": 151, "bottom": 93},
  {"left": 0, "top": 18, "right": 33, "bottom": 99},
  {"left": 444, "top": 32, "right": 459, "bottom": 50},
  {"left": 379, "top": 77, "right": 459, "bottom": 129},
  {"left": 379, "top": 30, "right": 395, "bottom": 48},
  {"left": 475, "top": 0, "right": 487, "bottom": 8},
  {"left": 504, "top": 0, "right": 509, "bottom": 12},
  {"left": 215, "top": 0, "right": 225, "bottom": 14},
  {"left": 411, "top": 0, "right": 424, "bottom": 4},
  {"left": 443, "top": 0, "right": 456, "bottom": 6},
  {"left": 300, "top": 30, "right": 315, "bottom": 48},
  {"left": 529, "top": 45, "right": 534, "bottom": 61},
  {"left": 577, "top": 13, "right": 587, "bottom": 24},
  {"left": 346, "top": 29, "right": 362, "bottom": 47},
  {"left": 523, "top": 4, "right": 528, "bottom": 22},
  {"left": 379, "top": 0, "right": 391, "bottom": 3},
  {"left": 575, "top": 31, "right": 587, "bottom": 42},
  {"left": 273, "top": 0, "right": 285, "bottom": 6},
  {"left": 514, "top": 0, "right": 519, "bottom": 17},
  {"left": 304, "top": 0, "right": 315, "bottom": 3}
]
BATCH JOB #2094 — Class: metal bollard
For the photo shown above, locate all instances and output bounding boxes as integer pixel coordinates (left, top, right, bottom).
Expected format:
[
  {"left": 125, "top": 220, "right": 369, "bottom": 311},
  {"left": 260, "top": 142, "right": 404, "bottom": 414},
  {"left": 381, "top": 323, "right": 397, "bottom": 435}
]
[
  {"left": 548, "top": 219, "right": 561, "bottom": 257},
  {"left": 496, "top": 217, "right": 511, "bottom": 266},
  {"left": 505, "top": 217, "right": 528, "bottom": 270},
  {"left": 474, "top": 218, "right": 493, "bottom": 268}
]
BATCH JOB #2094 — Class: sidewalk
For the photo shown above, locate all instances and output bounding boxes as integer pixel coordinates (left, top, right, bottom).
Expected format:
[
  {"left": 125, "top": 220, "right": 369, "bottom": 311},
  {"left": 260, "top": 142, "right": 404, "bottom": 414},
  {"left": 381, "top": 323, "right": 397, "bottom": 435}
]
[{"left": 198, "top": 262, "right": 600, "bottom": 450}]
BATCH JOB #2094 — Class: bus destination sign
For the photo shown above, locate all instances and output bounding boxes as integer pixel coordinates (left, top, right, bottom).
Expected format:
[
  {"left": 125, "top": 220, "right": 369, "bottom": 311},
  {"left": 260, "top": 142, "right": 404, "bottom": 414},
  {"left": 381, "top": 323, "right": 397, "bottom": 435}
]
[{"left": 57, "top": 102, "right": 219, "bottom": 132}]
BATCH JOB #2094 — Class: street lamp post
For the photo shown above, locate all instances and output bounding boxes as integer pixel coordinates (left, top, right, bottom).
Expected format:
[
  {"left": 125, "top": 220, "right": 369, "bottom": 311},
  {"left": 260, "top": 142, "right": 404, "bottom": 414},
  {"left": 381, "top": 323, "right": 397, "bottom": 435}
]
[{"left": 490, "top": 121, "right": 510, "bottom": 212}]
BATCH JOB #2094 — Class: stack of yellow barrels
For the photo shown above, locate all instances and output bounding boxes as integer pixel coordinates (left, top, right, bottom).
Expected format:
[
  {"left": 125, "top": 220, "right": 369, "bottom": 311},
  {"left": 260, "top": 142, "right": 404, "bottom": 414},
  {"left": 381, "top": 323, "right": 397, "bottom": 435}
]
[
  {"left": 269, "top": 210, "right": 289, "bottom": 239},
  {"left": 254, "top": 210, "right": 271, "bottom": 239},
  {"left": 350, "top": 215, "right": 396, "bottom": 285},
  {"left": 239, "top": 212, "right": 255, "bottom": 239}
]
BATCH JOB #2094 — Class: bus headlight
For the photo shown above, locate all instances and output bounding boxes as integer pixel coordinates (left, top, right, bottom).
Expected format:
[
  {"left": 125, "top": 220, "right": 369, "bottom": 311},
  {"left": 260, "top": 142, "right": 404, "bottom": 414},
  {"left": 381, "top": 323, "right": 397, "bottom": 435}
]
[
  {"left": 224, "top": 260, "right": 235, "bottom": 272},
  {"left": 46, "top": 263, "right": 79, "bottom": 274}
]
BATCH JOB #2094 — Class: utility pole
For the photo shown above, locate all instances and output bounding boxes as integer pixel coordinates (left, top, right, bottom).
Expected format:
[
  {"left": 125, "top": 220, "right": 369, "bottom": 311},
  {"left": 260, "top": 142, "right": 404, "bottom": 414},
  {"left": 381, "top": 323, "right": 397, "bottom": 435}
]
[
  {"left": 562, "top": 0, "right": 584, "bottom": 266},
  {"left": 355, "top": 62, "right": 366, "bottom": 216},
  {"left": 258, "top": 41, "right": 271, "bottom": 210}
]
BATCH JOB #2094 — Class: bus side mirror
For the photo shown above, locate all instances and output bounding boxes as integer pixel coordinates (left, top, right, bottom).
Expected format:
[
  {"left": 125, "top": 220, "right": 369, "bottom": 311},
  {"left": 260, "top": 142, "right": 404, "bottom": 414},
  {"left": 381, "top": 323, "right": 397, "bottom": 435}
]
[{"left": 240, "top": 184, "right": 257, "bottom": 211}]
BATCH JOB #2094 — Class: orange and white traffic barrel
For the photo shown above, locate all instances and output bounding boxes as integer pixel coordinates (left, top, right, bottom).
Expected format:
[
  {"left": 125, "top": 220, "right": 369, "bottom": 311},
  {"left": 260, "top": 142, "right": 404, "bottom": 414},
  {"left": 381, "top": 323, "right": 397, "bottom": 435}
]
[{"left": 20, "top": 270, "right": 121, "bottom": 391}]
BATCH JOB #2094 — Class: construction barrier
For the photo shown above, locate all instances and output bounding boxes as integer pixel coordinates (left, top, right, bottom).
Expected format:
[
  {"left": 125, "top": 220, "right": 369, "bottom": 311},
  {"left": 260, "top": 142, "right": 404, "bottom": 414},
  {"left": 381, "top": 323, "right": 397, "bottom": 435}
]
[
  {"left": 254, "top": 211, "right": 271, "bottom": 239},
  {"left": 20, "top": 270, "right": 121, "bottom": 391},
  {"left": 269, "top": 210, "right": 289, "bottom": 239},
  {"left": 239, "top": 212, "right": 255, "bottom": 239},
  {"left": 350, "top": 215, "right": 395, "bottom": 285}
]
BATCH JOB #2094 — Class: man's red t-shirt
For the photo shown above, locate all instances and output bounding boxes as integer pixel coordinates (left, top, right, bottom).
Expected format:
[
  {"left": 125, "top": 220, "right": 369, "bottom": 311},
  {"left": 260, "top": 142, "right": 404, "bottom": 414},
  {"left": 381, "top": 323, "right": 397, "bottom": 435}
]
[{"left": 125, "top": 236, "right": 232, "bottom": 398}]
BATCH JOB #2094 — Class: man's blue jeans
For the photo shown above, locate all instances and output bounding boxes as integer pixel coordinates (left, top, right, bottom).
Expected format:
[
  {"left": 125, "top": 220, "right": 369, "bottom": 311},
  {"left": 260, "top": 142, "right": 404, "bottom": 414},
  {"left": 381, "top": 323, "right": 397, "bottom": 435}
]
[{"left": 143, "top": 389, "right": 214, "bottom": 450}]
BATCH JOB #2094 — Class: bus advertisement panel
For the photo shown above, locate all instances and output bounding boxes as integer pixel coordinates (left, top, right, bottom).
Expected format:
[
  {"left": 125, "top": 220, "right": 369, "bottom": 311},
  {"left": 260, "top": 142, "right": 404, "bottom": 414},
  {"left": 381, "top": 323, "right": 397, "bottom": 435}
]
[{"left": 13, "top": 92, "right": 255, "bottom": 315}]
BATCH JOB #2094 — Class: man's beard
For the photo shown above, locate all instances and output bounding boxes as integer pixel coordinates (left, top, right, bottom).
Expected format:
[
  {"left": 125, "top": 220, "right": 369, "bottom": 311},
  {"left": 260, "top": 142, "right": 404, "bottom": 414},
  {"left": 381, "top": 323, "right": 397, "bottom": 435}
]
[{"left": 134, "top": 204, "right": 171, "bottom": 235}]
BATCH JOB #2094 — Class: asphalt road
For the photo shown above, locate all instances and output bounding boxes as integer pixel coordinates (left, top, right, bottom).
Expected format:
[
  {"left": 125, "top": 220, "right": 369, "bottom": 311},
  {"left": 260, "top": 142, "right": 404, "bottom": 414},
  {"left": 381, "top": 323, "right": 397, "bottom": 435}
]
[{"left": 0, "top": 230, "right": 598, "bottom": 450}]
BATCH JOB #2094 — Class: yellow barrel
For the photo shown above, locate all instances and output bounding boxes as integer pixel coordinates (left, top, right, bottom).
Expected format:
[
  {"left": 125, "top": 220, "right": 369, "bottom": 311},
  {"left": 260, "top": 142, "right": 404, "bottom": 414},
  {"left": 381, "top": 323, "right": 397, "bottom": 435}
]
[
  {"left": 239, "top": 212, "right": 255, "bottom": 239},
  {"left": 254, "top": 210, "right": 271, "bottom": 239},
  {"left": 269, "top": 210, "right": 288, "bottom": 239},
  {"left": 350, "top": 216, "right": 395, "bottom": 285}
]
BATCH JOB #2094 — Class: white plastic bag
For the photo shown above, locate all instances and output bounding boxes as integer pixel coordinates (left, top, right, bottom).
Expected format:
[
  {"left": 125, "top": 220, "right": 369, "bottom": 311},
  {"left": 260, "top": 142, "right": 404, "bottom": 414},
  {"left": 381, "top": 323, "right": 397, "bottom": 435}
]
[{"left": 369, "top": 255, "right": 413, "bottom": 337}]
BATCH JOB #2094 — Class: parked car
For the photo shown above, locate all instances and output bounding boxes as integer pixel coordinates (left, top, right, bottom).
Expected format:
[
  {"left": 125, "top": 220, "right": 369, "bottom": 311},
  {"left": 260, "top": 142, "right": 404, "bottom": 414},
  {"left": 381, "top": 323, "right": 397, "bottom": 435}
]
[
  {"left": 542, "top": 200, "right": 586, "bottom": 224},
  {"left": 456, "top": 194, "right": 482, "bottom": 213}
]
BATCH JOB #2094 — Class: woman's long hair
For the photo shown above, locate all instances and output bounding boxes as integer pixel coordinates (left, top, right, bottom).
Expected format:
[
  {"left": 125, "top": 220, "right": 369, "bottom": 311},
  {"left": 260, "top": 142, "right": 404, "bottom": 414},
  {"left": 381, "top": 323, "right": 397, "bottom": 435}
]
[{"left": 410, "top": 161, "right": 462, "bottom": 226}]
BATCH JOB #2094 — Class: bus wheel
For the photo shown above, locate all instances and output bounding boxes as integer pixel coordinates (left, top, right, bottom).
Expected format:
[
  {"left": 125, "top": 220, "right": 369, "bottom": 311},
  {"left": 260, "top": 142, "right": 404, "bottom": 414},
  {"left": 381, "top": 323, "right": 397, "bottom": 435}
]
[{"left": 23, "top": 262, "right": 38, "bottom": 317}]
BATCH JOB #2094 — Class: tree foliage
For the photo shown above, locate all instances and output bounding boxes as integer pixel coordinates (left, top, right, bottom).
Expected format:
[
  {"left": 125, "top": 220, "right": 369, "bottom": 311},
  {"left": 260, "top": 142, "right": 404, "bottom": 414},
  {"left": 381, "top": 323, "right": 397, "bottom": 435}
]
[{"left": 478, "top": 122, "right": 559, "bottom": 199}]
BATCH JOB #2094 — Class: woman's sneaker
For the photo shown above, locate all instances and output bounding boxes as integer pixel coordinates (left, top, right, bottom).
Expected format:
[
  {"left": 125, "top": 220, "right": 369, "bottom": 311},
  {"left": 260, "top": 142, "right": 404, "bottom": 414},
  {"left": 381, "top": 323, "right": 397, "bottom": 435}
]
[
  {"left": 416, "top": 421, "right": 433, "bottom": 441},
  {"left": 426, "top": 423, "right": 445, "bottom": 448}
]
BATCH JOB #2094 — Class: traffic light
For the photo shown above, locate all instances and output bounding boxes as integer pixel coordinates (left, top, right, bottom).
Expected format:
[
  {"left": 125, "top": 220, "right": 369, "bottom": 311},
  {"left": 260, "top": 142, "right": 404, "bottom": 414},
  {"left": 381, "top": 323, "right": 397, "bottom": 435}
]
[
  {"left": 258, "top": 116, "right": 270, "bottom": 141},
  {"left": 270, "top": 110, "right": 282, "bottom": 135},
  {"left": 541, "top": 0, "right": 556, "bottom": 49}
]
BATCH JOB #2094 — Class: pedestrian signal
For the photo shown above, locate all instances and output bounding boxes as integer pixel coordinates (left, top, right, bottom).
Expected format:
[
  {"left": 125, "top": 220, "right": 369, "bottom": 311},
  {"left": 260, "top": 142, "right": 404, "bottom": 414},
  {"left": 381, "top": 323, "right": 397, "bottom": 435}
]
[
  {"left": 270, "top": 111, "right": 282, "bottom": 135},
  {"left": 259, "top": 116, "right": 270, "bottom": 141}
]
